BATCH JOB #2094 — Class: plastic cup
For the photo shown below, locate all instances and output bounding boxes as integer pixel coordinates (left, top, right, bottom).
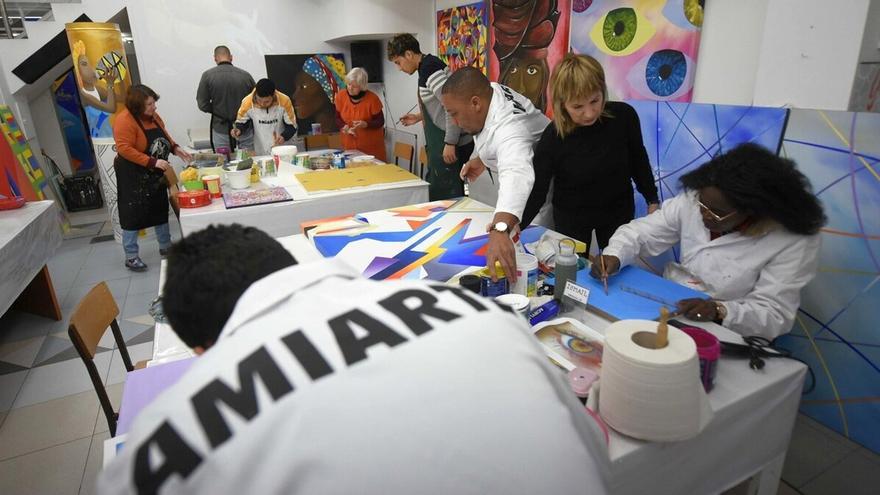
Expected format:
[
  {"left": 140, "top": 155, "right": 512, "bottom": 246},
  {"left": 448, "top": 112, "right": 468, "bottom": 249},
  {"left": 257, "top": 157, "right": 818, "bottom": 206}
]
[
  {"left": 513, "top": 252, "right": 539, "bottom": 297},
  {"left": 202, "top": 174, "right": 222, "bottom": 198}
]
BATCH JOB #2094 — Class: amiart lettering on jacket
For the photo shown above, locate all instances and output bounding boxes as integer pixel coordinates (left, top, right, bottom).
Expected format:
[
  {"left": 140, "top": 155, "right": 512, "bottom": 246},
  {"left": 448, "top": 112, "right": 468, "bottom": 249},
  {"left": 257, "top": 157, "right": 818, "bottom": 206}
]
[
  {"left": 500, "top": 85, "right": 526, "bottom": 114},
  {"left": 131, "top": 284, "right": 509, "bottom": 494}
]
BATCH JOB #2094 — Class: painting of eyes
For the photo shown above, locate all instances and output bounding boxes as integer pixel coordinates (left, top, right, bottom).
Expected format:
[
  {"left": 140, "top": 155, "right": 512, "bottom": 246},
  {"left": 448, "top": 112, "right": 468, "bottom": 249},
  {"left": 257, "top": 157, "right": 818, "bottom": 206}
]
[
  {"left": 571, "top": 0, "right": 703, "bottom": 103},
  {"left": 626, "top": 49, "right": 695, "bottom": 100},
  {"left": 589, "top": 7, "right": 655, "bottom": 57},
  {"left": 534, "top": 323, "right": 603, "bottom": 373}
]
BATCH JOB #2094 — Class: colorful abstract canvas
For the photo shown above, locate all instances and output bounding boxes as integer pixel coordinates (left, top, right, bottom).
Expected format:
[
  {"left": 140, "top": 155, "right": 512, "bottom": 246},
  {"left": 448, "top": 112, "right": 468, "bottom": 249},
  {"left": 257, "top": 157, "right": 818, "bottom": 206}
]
[
  {"left": 52, "top": 70, "right": 97, "bottom": 173},
  {"left": 0, "top": 105, "right": 46, "bottom": 201},
  {"left": 775, "top": 109, "right": 880, "bottom": 454},
  {"left": 627, "top": 100, "right": 789, "bottom": 218},
  {"left": 571, "top": 0, "right": 704, "bottom": 102},
  {"left": 303, "top": 198, "right": 545, "bottom": 282},
  {"left": 437, "top": 2, "right": 489, "bottom": 74},
  {"left": 488, "top": 0, "right": 571, "bottom": 116}
]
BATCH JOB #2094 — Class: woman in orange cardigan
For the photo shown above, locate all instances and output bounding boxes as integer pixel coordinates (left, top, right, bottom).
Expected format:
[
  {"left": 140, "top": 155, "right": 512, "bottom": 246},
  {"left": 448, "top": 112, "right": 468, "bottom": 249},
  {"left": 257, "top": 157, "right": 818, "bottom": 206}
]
[
  {"left": 334, "top": 68, "right": 386, "bottom": 160},
  {"left": 113, "top": 84, "right": 191, "bottom": 272}
]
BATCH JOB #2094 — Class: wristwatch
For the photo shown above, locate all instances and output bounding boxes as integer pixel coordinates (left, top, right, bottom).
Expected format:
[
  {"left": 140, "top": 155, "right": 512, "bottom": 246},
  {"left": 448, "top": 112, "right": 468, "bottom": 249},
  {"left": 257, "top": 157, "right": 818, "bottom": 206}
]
[{"left": 490, "top": 221, "right": 510, "bottom": 234}]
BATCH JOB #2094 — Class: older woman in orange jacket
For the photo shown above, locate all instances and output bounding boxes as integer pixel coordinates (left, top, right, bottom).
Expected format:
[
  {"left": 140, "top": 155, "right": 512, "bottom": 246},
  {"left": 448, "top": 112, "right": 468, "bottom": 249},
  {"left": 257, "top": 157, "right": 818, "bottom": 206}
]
[
  {"left": 334, "top": 68, "right": 386, "bottom": 160},
  {"left": 113, "top": 84, "right": 191, "bottom": 272}
]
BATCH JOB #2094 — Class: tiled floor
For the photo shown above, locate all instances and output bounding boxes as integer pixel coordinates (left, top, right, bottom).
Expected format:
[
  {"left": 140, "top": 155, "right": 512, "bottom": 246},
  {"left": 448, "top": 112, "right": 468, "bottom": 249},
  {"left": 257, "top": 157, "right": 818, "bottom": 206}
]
[
  {"left": 0, "top": 214, "right": 175, "bottom": 495},
  {"left": 1, "top": 217, "right": 878, "bottom": 494}
]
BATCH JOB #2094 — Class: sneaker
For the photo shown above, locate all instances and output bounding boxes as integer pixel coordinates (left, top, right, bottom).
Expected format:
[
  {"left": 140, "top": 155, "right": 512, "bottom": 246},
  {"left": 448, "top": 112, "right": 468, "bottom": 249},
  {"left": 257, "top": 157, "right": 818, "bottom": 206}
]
[{"left": 125, "top": 257, "right": 148, "bottom": 272}]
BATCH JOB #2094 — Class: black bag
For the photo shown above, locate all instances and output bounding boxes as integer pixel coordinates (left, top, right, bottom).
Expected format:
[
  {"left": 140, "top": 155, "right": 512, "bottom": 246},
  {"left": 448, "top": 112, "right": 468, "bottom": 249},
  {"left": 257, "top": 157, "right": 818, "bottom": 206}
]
[
  {"left": 42, "top": 151, "right": 104, "bottom": 212},
  {"left": 61, "top": 174, "right": 104, "bottom": 212}
]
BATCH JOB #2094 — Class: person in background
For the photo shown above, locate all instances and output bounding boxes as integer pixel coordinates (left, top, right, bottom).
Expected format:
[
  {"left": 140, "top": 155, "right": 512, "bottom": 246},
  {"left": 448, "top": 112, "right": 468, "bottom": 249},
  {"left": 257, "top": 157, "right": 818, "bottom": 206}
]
[
  {"left": 98, "top": 223, "right": 608, "bottom": 494},
  {"left": 591, "top": 143, "right": 826, "bottom": 340},
  {"left": 334, "top": 67, "right": 387, "bottom": 160},
  {"left": 113, "top": 84, "right": 191, "bottom": 272},
  {"left": 231, "top": 78, "right": 297, "bottom": 156},
  {"left": 388, "top": 33, "right": 474, "bottom": 200},
  {"left": 197, "top": 45, "right": 256, "bottom": 152},
  {"left": 521, "top": 54, "right": 659, "bottom": 253},
  {"left": 440, "top": 67, "right": 549, "bottom": 283}
]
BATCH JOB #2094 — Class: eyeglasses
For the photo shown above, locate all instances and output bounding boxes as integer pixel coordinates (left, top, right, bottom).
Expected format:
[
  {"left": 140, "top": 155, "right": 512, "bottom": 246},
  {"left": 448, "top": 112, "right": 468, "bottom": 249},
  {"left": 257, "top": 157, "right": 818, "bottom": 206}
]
[{"left": 697, "top": 199, "right": 737, "bottom": 222}]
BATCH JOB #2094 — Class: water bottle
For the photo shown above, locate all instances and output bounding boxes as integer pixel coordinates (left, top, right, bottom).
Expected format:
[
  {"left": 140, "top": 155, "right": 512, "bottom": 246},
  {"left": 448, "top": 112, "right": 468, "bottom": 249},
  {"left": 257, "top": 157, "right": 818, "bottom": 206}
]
[{"left": 554, "top": 238, "right": 578, "bottom": 302}]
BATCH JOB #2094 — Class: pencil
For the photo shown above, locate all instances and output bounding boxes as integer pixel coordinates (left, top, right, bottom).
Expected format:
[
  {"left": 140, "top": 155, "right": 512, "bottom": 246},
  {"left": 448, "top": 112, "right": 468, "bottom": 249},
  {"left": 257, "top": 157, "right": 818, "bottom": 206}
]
[{"left": 599, "top": 252, "right": 608, "bottom": 295}]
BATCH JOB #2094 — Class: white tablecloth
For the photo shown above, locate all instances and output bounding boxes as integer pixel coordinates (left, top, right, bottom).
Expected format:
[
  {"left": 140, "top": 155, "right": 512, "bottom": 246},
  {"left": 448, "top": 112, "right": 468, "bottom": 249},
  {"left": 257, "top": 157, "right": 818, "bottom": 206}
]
[
  {"left": 0, "top": 201, "right": 62, "bottom": 316},
  {"left": 150, "top": 233, "right": 803, "bottom": 495},
  {"left": 179, "top": 162, "right": 429, "bottom": 238}
]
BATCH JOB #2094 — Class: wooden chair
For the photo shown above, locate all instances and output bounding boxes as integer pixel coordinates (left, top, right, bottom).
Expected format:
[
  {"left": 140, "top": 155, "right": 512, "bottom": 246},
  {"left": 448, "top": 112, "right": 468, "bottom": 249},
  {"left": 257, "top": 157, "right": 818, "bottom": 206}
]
[
  {"left": 418, "top": 146, "right": 428, "bottom": 179},
  {"left": 327, "top": 132, "right": 343, "bottom": 150},
  {"left": 304, "top": 134, "right": 329, "bottom": 151},
  {"left": 394, "top": 142, "right": 415, "bottom": 174},
  {"left": 68, "top": 281, "right": 148, "bottom": 436}
]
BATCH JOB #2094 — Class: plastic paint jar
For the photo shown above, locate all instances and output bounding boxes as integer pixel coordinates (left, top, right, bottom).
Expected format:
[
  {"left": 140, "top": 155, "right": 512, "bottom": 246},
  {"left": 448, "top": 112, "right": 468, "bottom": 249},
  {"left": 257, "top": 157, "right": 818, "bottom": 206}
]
[{"left": 680, "top": 326, "right": 721, "bottom": 392}]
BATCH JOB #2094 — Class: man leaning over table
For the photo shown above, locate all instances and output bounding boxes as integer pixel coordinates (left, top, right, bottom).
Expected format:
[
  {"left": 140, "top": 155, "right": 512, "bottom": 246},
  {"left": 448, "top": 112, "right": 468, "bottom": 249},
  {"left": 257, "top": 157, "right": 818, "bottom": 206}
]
[
  {"left": 97, "top": 224, "right": 608, "bottom": 495},
  {"left": 440, "top": 67, "right": 550, "bottom": 284}
]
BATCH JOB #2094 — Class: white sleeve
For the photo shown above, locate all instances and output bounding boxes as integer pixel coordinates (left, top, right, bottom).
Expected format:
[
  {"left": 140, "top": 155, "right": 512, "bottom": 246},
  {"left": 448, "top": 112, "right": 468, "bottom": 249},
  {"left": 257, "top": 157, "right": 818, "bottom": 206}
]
[
  {"left": 603, "top": 193, "right": 687, "bottom": 266},
  {"left": 492, "top": 126, "right": 536, "bottom": 222},
  {"left": 721, "top": 234, "right": 821, "bottom": 340}
]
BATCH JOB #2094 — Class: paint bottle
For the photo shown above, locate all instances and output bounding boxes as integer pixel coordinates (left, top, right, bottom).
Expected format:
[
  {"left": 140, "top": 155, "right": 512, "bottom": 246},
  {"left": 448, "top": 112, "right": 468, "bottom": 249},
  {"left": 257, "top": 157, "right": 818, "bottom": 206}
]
[{"left": 554, "top": 238, "right": 578, "bottom": 302}]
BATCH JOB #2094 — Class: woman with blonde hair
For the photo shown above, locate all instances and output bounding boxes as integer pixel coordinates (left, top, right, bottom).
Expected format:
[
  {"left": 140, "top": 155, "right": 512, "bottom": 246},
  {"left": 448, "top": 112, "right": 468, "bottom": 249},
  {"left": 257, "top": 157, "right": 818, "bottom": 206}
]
[
  {"left": 334, "top": 67, "right": 386, "bottom": 160},
  {"left": 521, "top": 53, "right": 659, "bottom": 252}
]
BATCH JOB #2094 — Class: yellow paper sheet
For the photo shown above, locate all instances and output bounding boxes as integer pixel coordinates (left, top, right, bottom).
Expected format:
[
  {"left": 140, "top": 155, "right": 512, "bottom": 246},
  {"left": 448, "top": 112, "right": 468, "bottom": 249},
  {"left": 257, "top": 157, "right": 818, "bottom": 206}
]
[{"left": 295, "top": 164, "right": 420, "bottom": 193}]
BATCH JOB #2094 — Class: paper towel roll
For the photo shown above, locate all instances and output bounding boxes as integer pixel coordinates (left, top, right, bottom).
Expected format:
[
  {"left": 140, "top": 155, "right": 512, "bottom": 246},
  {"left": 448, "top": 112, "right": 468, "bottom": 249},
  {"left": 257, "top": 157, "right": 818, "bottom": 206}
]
[{"left": 598, "top": 319, "right": 713, "bottom": 442}]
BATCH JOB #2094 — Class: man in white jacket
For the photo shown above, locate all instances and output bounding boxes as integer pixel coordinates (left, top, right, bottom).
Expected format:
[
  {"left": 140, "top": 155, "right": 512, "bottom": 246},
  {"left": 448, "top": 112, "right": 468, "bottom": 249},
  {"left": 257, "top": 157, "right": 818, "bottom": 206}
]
[
  {"left": 98, "top": 224, "right": 608, "bottom": 495},
  {"left": 440, "top": 67, "right": 550, "bottom": 283},
  {"left": 591, "top": 144, "right": 826, "bottom": 340}
]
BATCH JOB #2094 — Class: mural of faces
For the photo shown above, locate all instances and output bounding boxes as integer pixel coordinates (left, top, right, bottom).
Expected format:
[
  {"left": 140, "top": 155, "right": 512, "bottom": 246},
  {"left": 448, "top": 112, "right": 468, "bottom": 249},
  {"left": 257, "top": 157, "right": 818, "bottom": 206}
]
[
  {"left": 490, "top": 0, "right": 562, "bottom": 114},
  {"left": 499, "top": 56, "right": 549, "bottom": 110},
  {"left": 292, "top": 71, "right": 329, "bottom": 120}
]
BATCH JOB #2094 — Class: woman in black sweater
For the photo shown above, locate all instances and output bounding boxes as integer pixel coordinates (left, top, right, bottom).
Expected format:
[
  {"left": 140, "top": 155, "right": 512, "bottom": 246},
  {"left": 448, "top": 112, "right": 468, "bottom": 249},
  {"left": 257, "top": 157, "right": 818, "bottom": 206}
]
[{"left": 521, "top": 54, "right": 659, "bottom": 252}]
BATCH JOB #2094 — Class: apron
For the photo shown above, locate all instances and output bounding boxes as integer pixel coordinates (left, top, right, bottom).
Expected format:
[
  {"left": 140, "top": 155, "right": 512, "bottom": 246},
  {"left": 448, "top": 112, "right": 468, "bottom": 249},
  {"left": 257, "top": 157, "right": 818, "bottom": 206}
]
[
  {"left": 420, "top": 98, "right": 466, "bottom": 201},
  {"left": 115, "top": 118, "right": 172, "bottom": 231}
]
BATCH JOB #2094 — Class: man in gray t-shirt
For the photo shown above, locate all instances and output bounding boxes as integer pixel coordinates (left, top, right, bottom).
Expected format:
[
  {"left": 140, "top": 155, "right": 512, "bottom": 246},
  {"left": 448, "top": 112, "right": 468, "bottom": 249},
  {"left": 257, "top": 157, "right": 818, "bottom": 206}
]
[{"left": 196, "top": 45, "right": 255, "bottom": 152}]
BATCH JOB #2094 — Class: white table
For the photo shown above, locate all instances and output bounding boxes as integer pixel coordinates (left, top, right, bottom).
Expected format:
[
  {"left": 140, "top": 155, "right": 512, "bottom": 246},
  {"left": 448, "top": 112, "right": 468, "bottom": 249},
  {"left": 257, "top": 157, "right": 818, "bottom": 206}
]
[
  {"left": 150, "top": 233, "right": 803, "bottom": 495},
  {"left": 0, "top": 200, "right": 63, "bottom": 319},
  {"left": 178, "top": 158, "right": 429, "bottom": 238}
]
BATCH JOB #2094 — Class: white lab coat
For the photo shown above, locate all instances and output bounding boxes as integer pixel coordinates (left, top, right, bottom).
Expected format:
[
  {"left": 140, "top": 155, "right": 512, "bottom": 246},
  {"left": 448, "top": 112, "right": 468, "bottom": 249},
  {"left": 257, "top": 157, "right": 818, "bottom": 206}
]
[
  {"left": 99, "top": 258, "right": 608, "bottom": 494},
  {"left": 604, "top": 191, "right": 821, "bottom": 340},
  {"left": 470, "top": 83, "right": 550, "bottom": 221}
]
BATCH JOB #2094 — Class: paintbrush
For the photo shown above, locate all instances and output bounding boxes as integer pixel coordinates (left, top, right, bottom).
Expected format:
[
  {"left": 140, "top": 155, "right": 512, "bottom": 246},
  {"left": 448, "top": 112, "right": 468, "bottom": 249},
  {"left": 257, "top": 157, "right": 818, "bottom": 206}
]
[
  {"left": 397, "top": 103, "right": 419, "bottom": 124},
  {"left": 599, "top": 252, "right": 608, "bottom": 295}
]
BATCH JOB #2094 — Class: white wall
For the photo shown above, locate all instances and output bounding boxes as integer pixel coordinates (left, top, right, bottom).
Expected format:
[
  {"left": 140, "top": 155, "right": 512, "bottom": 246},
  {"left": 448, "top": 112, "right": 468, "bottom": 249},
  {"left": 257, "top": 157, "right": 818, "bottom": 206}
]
[
  {"left": 691, "top": 0, "right": 769, "bottom": 105},
  {"left": 121, "top": 0, "right": 355, "bottom": 146},
  {"left": 752, "top": 0, "right": 870, "bottom": 109}
]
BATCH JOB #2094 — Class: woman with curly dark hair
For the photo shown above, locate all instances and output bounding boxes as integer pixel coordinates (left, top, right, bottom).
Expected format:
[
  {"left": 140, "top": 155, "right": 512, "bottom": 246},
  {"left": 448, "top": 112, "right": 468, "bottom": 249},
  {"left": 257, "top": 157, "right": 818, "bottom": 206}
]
[{"left": 590, "top": 143, "right": 826, "bottom": 340}]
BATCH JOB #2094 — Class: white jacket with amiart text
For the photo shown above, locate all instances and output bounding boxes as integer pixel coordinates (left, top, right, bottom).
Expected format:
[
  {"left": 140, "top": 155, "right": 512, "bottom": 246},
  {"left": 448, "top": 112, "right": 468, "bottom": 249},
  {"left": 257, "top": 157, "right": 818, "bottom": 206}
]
[
  {"left": 471, "top": 83, "right": 549, "bottom": 221},
  {"left": 604, "top": 191, "right": 821, "bottom": 340},
  {"left": 98, "top": 258, "right": 607, "bottom": 495}
]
